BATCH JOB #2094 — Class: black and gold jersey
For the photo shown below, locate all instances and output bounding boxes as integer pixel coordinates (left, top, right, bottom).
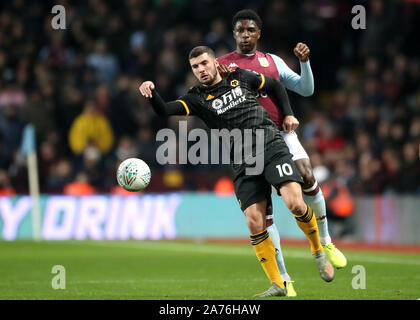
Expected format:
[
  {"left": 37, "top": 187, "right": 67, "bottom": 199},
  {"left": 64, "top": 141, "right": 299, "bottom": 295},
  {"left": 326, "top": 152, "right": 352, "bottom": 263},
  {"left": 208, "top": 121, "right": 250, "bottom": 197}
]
[{"left": 150, "top": 68, "right": 293, "bottom": 176}]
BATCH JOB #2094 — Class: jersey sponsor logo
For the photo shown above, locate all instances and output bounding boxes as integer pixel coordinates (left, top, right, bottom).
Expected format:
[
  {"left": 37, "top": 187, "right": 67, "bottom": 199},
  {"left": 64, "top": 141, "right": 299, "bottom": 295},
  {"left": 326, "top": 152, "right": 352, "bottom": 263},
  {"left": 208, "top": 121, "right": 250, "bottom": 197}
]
[
  {"left": 228, "top": 62, "right": 238, "bottom": 69},
  {"left": 211, "top": 86, "right": 245, "bottom": 115},
  {"left": 212, "top": 99, "right": 223, "bottom": 110},
  {"left": 258, "top": 57, "right": 269, "bottom": 67}
]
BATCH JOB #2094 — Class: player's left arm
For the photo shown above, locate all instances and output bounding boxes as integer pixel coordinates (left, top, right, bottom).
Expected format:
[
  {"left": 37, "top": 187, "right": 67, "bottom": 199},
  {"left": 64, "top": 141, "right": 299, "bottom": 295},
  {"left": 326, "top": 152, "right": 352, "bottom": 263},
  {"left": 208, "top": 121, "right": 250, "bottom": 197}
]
[
  {"left": 269, "top": 43, "right": 314, "bottom": 97},
  {"left": 139, "top": 81, "right": 193, "bottom": 116},
  {"left": 243, "top": 69, "right": 299, "bottom": 132}
]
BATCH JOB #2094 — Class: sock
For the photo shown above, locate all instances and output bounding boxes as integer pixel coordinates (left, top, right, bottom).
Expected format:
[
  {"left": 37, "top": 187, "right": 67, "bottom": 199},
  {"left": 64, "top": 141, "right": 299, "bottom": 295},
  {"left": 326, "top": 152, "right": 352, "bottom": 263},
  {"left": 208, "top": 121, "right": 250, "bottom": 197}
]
[
  {"left": 294, "top": 205, "right": 323, "bottom": 254},
  {"left": 266, "top": 198, "right": 291, "bottom": 282},
  {"left": 266, "top": 223, "right": 291, "bottom": 281},
  {"left": 250, "top": 230, "right": 285, "bottom": 288},
  {"left": 303, "top": 182, "right": 331, "bottom": 245}
]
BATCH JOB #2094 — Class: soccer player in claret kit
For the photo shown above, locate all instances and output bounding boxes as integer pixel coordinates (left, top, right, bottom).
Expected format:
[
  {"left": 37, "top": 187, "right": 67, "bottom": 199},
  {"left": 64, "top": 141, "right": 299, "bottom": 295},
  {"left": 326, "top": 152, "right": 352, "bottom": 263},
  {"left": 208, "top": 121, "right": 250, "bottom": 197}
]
[
  {"left": 139, "top": 46, "right": 334, "bottom": 297},
  {"left": 217, "top": 9, "right": 347, "bottom": 295}
]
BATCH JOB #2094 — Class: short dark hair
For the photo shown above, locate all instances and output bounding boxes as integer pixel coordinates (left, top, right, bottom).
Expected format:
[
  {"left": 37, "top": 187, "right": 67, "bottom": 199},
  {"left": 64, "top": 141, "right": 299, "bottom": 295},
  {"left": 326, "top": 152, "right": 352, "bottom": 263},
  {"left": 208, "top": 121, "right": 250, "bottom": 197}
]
[
  {"left": 232, "top": 9, "right": 262, "bottom": 30},
  {"left": 188, "top": 46, "right": 215, "bottom": 60}
]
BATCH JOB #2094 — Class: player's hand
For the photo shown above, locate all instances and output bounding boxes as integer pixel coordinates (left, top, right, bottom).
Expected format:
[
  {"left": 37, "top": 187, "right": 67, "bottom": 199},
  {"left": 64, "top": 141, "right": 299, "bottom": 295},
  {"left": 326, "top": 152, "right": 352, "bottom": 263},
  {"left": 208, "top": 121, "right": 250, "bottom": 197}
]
[
  {"left": 217, "top": 64, "right": 233, "bottom": 79},
  {"left": 139, "top": 81, "right": 155, "bottom": 99},
  {"left": 294, "top": 43, "right": 310, "bottom": 62},
  {"left": 282, "top": 115, "right": 299, "bottom": 133}
]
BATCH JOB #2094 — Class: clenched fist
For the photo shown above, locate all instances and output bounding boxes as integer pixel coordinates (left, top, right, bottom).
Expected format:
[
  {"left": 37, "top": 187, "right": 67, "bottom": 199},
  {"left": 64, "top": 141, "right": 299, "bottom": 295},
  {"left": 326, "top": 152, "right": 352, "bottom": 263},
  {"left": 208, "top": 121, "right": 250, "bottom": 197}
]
[{"left": 294, "top": 42, "right": 310, "bottom": 62}]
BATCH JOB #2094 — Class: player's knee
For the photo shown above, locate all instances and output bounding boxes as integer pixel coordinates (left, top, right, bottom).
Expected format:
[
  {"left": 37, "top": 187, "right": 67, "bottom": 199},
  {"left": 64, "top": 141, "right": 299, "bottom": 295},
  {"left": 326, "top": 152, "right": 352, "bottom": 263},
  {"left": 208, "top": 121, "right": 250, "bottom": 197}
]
[
  {"left": 283, "top": 194, "right": 300, "bottom": 212},
  {"left": 286, "top": 199, "right": 307, "bottom": 216},
  {"left": 246, "top": 218, "right": 265, "bottom": 234},
  {"left": 244, "top": 208, "right": 265, "bottom": 234},
  {"left": 281, "top": 185, "right": 307, "bottom": 215}
]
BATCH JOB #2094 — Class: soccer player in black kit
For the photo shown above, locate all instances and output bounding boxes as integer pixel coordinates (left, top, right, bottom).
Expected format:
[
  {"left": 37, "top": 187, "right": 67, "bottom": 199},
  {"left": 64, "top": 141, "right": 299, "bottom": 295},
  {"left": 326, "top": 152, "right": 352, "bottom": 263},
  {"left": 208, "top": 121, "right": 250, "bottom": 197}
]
[{"left": 139, "top": 46, "right": 334, "bottom": 297}]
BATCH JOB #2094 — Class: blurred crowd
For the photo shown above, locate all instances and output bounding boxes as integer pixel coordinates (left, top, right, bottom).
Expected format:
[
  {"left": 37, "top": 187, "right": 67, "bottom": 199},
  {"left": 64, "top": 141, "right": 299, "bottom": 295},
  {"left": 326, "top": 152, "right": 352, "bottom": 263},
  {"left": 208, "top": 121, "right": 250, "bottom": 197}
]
[{"left": 0, "top": 0, "right": 419, "bottom": 196}]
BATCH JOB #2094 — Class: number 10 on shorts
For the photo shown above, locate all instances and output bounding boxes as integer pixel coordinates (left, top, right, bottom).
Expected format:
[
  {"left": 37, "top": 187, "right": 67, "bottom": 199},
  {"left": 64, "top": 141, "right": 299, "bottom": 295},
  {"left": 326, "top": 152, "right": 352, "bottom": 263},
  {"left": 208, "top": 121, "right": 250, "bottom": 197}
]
[{"left": 276, "top": 163, "right": 293, "bottom": 177}]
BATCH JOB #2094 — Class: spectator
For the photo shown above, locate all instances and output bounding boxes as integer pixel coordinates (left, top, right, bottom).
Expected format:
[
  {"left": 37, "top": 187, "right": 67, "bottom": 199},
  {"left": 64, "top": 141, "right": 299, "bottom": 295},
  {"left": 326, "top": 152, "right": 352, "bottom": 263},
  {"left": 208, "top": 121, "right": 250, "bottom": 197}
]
[
  {"left": 0, "top": 105, "right": 24, "bottom": 159},
  {"left": 321, "top": 175, "right": 355, "bottom": 238},
  {"left": 63, "top": 171, "right": 97, "bottom": 196},
  {"left": 399, "top": 142, "right": 420, "bottom": 193},
  {"left": 19, "top": 87, "right": 56, "bottom": 143},
  {"left": 86, "top": 39, "right": 119, "bottom": 87},
  {"left": 45, "top": 158, "right": 73, "bottom": 192},
  {"left": 68, "top": 100, "right": 114, "bottom": 155},
  {"left": 0, "top": 1, "right": 417, "bottom": 195},
  {"left": 0, "top": 169, "right": 16, "bottom": 196},
  {"left": 213, "top": 176, "right": 235, "bottom": 197}
]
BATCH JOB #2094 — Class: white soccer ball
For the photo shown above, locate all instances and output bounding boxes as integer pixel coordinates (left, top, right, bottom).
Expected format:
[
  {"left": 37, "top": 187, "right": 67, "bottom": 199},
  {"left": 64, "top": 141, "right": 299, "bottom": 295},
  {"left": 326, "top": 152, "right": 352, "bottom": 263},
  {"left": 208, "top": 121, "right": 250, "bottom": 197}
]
[{"left": 116, "top": 158, "right": 151, "bottom": 192}]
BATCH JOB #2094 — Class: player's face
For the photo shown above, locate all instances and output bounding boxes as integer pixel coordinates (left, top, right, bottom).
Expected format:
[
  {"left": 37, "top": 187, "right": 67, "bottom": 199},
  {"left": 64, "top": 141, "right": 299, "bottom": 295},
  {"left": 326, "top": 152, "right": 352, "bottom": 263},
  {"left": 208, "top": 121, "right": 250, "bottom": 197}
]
[
  {"left": 190, "top": 53, "right": 220, "bottom": 86},
  {"left": 233, "top": 20, "right": 261, "bottom": 54}
]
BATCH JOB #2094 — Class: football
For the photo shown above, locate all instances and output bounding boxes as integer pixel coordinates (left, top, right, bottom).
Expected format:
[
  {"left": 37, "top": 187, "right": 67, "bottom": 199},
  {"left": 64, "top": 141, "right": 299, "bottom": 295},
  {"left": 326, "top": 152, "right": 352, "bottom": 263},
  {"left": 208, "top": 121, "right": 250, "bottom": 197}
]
[{"left": 116, "top": 158, "right": 151, "bottom": 192}]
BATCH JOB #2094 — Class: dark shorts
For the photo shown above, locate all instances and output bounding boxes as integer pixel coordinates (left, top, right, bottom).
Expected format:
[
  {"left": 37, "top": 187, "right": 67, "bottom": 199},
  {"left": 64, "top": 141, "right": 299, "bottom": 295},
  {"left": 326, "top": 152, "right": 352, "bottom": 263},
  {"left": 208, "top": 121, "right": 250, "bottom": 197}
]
[{"left": 233, "top": 151, "right": 303, "bottom": 212}]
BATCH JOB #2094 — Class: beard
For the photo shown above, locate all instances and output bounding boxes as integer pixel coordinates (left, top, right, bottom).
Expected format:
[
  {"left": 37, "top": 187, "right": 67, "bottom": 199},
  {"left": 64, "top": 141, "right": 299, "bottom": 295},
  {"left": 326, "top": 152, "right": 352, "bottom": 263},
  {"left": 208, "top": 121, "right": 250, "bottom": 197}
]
[{"left": 200, "top": 68, "right": 218, "bottom": 86}]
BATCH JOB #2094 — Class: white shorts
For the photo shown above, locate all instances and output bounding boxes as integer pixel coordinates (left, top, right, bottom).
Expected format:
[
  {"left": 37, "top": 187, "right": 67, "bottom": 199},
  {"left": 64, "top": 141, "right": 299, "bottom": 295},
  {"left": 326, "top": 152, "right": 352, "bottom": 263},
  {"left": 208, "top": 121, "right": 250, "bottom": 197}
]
[{"left": 279, "top": 130, "right": 309, "bottom": 161}]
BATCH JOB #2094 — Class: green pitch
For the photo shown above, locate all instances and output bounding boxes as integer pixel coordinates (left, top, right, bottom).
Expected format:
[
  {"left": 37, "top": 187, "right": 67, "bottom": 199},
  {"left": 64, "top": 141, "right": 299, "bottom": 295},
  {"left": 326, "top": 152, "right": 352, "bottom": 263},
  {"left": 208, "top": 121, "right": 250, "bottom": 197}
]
[{"left": 0, "top": 240, "right": 419, "bottom": 300}]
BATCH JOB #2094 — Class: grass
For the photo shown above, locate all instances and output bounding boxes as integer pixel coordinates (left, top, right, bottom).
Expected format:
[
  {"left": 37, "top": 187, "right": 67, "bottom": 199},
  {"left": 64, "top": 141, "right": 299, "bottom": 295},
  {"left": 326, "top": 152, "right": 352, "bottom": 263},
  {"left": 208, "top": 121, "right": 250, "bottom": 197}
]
[{"left": 0, "top": 240, "right": 419, "bottom": 300}]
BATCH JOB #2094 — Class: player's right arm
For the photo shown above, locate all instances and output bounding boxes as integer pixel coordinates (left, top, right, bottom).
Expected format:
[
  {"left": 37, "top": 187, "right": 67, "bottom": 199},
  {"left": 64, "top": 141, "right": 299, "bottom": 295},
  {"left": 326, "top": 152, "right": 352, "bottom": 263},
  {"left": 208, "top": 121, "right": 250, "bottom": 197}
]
[
  {"left": 139, "top": 81, "right": 191, "bottom": 116},
  {"left": 270, "top": 43, "right": 314, "bottom": 97}
]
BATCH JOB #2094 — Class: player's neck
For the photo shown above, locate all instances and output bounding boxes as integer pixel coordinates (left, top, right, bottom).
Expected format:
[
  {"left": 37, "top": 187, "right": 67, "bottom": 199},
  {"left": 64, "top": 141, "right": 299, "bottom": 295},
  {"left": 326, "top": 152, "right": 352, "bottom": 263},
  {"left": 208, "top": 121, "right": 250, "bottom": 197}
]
[{"left": 236, "top": 48, "right": 257, "bottom": 56}]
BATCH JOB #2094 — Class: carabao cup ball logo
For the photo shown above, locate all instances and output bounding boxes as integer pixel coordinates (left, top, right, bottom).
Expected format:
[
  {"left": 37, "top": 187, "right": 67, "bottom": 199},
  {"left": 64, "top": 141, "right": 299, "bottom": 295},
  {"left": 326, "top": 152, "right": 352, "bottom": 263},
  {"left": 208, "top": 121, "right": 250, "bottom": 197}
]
[{"left": 124, "top": 163, "right": 138, "bottom": 187}]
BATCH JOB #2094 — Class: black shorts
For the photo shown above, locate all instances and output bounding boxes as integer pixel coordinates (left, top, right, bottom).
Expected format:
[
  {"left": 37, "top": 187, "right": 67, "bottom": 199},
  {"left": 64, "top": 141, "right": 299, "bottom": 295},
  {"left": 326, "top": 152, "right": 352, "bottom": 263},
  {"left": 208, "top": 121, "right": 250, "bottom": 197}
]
[{"left": 233, "top": 151, "right": 303, "bottom": 212}]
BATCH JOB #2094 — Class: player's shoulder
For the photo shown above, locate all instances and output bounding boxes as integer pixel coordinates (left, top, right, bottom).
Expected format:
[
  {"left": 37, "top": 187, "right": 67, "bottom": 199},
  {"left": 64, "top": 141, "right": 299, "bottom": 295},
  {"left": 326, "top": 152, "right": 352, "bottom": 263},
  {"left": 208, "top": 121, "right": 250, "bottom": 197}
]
[
  {"left": 229, "top": 67, "right": 247, "bottom": 77},
  {"left": 232, "top": 67, "right": 259, "bottom": 77},
  {"left": 229, "top": 68, "right": 260, "bottom": 86},
  {"left": 265, "top": 52, "right": 284, "bottom": 64}
]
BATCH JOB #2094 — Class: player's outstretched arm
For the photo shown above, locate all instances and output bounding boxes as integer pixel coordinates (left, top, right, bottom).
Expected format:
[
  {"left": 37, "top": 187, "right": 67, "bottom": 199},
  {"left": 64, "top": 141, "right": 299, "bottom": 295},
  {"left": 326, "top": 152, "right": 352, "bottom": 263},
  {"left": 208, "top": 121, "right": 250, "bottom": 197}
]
[
  {"left": 139, "top": 81, "right": 189, "bottom": 116},
  {"left": 270, "top": 43, "right": 314, "bottom": 97}
]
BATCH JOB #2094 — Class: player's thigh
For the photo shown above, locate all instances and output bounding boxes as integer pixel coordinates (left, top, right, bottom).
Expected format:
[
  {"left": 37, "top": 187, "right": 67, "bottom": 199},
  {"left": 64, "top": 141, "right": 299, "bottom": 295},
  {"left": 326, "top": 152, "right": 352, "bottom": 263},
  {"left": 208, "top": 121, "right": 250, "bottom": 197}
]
[
  {"left": 263, "top": 152, "right": 303, "bottom": 191},
  {"left": 263, "top": 152, "right": 304, "bottom": 213},
  {"left": 233, "top": 173, "right": 271, "bottom": 213},
  {"left": 280, "top": 131, "right": 309, "bottom": 162},
  {"left": 278, "top": 181, "right": 307, "bottom": 215}
]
